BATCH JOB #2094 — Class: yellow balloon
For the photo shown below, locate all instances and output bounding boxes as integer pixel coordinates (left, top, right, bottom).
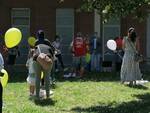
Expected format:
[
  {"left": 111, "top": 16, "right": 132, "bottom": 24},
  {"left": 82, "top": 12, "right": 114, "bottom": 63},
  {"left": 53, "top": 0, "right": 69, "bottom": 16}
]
[
  {"left": 28, "top": 37, "right": 36, "bottom": 47},
  {"left": 41, "top": 72, "right": 44, "bottom": 79},
  {"left": 5, "top": 28, "right": 22, "bottom": 48},
  {"left": 0, "top": 69, "right": 8, "bottom": 87}
]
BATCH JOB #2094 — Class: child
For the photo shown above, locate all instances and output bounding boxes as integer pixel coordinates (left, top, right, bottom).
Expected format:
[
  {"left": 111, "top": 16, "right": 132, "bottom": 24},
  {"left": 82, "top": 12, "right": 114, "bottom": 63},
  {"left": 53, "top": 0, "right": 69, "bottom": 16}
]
[{"left": 26, "top": 48, "right": 35, "bottom": 96}]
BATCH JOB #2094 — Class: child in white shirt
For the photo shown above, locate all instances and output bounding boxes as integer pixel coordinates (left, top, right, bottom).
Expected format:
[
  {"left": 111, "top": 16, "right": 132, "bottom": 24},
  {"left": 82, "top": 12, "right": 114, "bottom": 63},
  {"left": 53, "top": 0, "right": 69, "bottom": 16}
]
[{"left": 26, "top": 48, "right": 35, "bottom": 96}]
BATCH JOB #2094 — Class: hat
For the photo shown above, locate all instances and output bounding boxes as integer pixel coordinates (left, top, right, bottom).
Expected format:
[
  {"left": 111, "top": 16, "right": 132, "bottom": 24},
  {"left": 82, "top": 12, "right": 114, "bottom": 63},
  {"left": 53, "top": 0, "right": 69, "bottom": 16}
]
[{"left": 128, "top": 27, "right": 135, "bottom": 33}]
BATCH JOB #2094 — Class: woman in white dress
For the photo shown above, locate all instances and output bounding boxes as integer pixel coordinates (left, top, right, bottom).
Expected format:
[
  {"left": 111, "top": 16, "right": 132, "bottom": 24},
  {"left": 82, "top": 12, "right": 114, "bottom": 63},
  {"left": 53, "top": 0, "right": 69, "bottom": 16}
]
[{"left": 121, "top": 27, "right": 142, "bottom": 85}]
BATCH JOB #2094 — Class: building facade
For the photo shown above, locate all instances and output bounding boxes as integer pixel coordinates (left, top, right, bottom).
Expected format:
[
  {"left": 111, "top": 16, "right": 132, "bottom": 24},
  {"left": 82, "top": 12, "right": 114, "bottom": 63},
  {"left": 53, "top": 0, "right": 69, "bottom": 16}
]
[
  {"left": 0, "top": 0, "right": 149, "bottom": 66},
  {"left": 0, "top": 0, "right": 94, "bottom": 65}
]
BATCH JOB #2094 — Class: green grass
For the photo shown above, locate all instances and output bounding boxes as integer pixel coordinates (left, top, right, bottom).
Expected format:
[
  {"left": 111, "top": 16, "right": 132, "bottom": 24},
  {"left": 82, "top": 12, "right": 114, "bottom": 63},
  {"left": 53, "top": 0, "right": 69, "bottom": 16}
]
[{"left": 2, "top": 72, "right": 150, "bottom": 113}]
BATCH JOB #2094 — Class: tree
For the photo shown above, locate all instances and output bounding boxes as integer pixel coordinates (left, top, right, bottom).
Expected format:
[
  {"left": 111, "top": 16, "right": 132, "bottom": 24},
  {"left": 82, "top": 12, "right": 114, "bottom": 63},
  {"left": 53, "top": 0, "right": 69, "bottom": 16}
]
[
  {"left": 81, "top": 0, "right": 150, "bottom": 21},
  {"left": 81, "top": 0, "right": 150, "bottom": 59}
]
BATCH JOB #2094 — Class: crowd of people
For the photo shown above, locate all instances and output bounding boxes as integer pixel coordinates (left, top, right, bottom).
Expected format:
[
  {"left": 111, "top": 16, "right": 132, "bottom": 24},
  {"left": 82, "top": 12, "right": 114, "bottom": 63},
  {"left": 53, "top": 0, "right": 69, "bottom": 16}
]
[
  {"left": 25, "top": 28, "right": 144, "bottom": 100},
  {"left": 68, "top": 32, "right": 101, "bottom": 77},
  {"left": 26, "top": 31, "right": 103, "bottom": 99},
  {"left": 0, "top": 27, "right": 144, "bottom": 112}
]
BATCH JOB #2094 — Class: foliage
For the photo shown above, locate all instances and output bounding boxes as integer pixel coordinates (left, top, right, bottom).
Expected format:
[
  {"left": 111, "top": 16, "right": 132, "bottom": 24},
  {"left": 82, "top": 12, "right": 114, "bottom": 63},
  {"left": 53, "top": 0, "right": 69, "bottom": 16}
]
[{"left": 81, "top": 0, "right": 150, "bottom": 21}]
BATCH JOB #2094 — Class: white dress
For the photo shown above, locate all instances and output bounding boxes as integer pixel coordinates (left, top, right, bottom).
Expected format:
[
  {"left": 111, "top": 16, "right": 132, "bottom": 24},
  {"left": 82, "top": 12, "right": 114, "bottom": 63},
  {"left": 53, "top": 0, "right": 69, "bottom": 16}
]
[{"left": 121, "top": 37, "right": 142, "bottom": 82}]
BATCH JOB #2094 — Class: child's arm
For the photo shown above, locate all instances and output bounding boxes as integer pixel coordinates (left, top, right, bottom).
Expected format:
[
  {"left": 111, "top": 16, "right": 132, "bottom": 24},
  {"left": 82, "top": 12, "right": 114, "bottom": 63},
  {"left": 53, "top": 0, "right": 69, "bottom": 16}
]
[{"left": 26, "top": 59, "right": 29, "bottom": 67}]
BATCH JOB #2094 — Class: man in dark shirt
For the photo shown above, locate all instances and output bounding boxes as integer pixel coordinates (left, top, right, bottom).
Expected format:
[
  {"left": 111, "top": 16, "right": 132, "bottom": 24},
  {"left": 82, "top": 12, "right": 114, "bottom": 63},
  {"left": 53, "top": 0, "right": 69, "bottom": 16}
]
[
  {"left": 34, "top": 30, "right": 55, "bottom": 58},
  {"left": 35, "top": 30, "right": 55, "bottom": 49},
  {"left": 90, "top": 32, "right": 101, "bottom": 72}
]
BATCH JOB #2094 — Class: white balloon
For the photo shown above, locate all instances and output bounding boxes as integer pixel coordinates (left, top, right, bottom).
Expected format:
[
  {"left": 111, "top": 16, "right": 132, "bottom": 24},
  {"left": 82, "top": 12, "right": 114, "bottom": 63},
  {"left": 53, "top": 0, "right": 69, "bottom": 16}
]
[{"left": 107, "top": 40, "right": 117, "bottom": 51}]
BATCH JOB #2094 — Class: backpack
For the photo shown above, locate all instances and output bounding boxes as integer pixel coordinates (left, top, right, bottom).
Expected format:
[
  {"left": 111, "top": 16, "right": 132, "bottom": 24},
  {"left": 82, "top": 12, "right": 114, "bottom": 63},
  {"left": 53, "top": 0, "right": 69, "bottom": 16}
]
[
  {"left": 34, "top": 44, "right": 54, "bottom": 70},
  {"left": 35, "top": 44, "right": 54, "bottom": 58}
]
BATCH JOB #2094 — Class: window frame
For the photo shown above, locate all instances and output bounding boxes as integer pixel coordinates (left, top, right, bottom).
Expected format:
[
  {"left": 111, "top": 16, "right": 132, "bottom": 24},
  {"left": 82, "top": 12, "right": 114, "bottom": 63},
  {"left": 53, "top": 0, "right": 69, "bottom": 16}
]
[{"left": 11, "top": 8, "right": 30, "bottom": 27}]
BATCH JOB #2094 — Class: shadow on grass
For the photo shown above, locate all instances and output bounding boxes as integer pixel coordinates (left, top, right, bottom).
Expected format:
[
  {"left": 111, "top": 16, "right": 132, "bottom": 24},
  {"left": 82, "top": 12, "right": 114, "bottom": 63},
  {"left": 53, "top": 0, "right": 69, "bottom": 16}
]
[
  {"left": 56, "top": 72, "right": 120, "bottom": 82},
  {"left": 8, "top": 71, "right": 150, "bottom": 84},
  {"left": 71, "top": 93, "right": 150, "bottom": 113},
  {"left": 34, "top": 98, "right": 56, "bottom": 106},
  {"left": 8, "top": 71, "right": 120, "bottom": 83},
  {"left": 125, "top": 84, "right": 149, "bottom": 90},
  {"left": 8, "top": 72, "right": 27, "bottom": 83}
]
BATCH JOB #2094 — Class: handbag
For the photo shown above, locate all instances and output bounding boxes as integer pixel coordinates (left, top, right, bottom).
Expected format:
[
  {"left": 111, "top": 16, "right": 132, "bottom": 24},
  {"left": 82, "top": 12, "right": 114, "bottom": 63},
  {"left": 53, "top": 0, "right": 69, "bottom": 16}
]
[
  {"left": 127, "top": 38, "right": 144, "bottom": 62},
  {"left": 36, "top": 45, "right": 53, "bottom": 70},
  {"left": 134, "top": 52, "right": 144, "bottom": 62}
]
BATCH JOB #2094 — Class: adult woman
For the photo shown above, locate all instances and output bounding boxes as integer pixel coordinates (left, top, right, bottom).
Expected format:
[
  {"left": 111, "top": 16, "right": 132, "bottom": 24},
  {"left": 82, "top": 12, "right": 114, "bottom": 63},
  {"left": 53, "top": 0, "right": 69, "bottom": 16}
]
[
  {"left": 121, "top": 27, "right": 142, "bottom": 85},
  {"left": 33, "top": 30, "right": 54, "bottom": 99}
]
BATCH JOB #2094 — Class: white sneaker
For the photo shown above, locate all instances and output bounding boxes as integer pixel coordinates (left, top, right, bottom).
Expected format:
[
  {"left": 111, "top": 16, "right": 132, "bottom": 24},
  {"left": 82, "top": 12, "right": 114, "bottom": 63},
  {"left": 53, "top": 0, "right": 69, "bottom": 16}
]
[
  {"left": 39, "top": 89, "right": 45, "bottom": 98},
  {"left": 55, "top": 69, "right": 59, "bottom": 72},
  {"left": 72, "top": 73, "right": 76, "bottom": 77},
  {"left": 64, "top": 74, "right": 69, "bottom": 78},
  {"left": 50, "top": 90, "right": 53, "bottom": 95},
  {"left": 63, "top": 68, "right": 68, "bottom": 71},
  {"left": 64, "top": 73, "right": 73, "bottom": 78}
]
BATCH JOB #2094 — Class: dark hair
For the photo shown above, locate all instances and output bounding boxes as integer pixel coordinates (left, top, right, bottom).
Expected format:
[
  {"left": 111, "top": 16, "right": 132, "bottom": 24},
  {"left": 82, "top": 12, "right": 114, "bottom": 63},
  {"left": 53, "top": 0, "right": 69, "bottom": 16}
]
[
  {"left": 128, "top": 27, "right": 137, "bottom": 43},
  {"left": 77, "top": 32, "right": 82, "bottom": 37},
  {"left": 37, "top": 30, "right": 44, "bottom": 39},
  {"left": 55, "top": 35, "right": 60, "bottom": 40}
]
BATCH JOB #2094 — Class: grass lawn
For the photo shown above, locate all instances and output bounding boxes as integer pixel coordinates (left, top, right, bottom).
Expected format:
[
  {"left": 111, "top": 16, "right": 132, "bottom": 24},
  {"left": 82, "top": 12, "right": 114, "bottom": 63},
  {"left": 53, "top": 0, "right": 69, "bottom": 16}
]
[{"left": 2, "top": 72, "right": 150, "bottom": 113}]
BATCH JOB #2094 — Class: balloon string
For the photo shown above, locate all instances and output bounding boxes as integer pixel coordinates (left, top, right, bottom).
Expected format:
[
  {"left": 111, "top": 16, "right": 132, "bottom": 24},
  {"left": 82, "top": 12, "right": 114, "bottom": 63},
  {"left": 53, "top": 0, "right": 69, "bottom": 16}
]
[{"left": 114, "top": 50, "right": 123, "bottom": 60}]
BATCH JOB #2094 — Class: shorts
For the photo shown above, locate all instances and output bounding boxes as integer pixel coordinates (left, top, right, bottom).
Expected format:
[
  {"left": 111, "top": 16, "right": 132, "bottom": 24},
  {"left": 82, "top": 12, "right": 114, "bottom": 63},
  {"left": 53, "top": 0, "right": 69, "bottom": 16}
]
[
  {"left": 26, "top": 73, "right": 35, "bottom": 86},
  {"left": 72, "top": 56, "right": 86, "bottom": 69}
]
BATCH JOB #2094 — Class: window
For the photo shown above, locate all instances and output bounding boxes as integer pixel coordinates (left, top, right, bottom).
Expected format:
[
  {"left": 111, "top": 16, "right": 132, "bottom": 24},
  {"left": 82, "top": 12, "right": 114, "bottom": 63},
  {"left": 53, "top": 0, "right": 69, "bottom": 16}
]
[
  {"left": 11, "top": 8, "right": 30, "bottom": 26},
  {"left": 56, "top": 8, "right": 74, "bottom": 65},
  {"left": 103, "top": 18, "right": 120, "bottom": 61},
  {"left": 11, "top": 8, "right": 30, "bottom": 56}
]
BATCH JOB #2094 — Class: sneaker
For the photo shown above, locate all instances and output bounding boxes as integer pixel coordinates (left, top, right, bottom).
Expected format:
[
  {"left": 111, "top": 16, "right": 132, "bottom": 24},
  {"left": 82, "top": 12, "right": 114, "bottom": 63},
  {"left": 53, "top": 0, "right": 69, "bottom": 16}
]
[
  {"left": 64, "top": 73, "right": 72, "bottom": 78},
  {"left": 50, "top": 90, "right": 53, "bottom": 95},
  {"left": 63, "top": 68, "right": 68, "bottom": 72},
  {"left": 55, "top": 69, "right": 59, "bottom": 72},
  {"left": 2, "top": 102, "right": 5, "bottom": 109},
  {"left": 39, "top": 89, "right": 45, "bottom": 98},
  {"left": 72, "top": 73, "right": 76, "bottom": 77},
  {"left": 64, "top": 74, "right": 69, "bottom": 78}
]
